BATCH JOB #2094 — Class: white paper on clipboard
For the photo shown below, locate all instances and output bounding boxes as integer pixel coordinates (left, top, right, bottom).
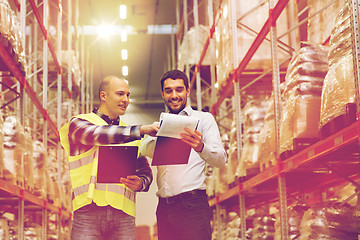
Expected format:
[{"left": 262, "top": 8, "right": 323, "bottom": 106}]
[{"left": 156, "top": 112, "right": 199, "bottom": 139}]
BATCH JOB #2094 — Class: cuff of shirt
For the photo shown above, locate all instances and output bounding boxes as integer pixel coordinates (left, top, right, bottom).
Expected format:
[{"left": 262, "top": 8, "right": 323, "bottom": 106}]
[
  {"left": 139, "top": 177, "right": 145, "bottom": 192},
  {"left": 133, "top": 125, "right": 143, "bottom": 138},
  {"left": 198, "top": 142, "right": 211, "bottom": 161}
]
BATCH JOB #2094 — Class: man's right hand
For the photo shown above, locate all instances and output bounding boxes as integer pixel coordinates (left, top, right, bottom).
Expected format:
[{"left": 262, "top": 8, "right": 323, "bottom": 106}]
[{"left": 140, "top": 123, "right": 159, "bottom": 137}]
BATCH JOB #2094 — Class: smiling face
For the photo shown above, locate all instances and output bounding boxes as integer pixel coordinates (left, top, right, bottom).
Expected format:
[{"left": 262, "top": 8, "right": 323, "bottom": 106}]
[
  {"left": 99, "top": 77, "right": 130, "bottom": 119},
  {"left": 161, "top": 78, "right": 190, "bottom": 114}
]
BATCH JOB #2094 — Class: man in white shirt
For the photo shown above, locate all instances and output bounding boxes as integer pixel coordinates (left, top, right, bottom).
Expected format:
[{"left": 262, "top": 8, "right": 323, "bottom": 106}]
[{"left": 140, "top": 70, "right": 227, "bottom": 240}]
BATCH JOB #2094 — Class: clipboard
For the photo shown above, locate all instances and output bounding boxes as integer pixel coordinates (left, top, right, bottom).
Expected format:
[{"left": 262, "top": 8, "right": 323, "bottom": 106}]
[
  {"left": 151, "top": 136, "right": 191, "bottom": 166},
  {"left": 97, "top": 145, "right": 138, "bottom": 183},
  {"left": 151, "top": 113, "right": 200, "bottom": 166}
]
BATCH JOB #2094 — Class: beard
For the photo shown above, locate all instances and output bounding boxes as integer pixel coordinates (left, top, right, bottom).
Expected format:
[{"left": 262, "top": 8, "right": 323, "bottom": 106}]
[{"left": 166, "top": 100, "right": 186, "bottom": 114}]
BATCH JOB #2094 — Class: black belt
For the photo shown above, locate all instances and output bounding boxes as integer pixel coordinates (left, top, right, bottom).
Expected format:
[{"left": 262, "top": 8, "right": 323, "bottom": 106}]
[{"left": 159, "top": 189, "right": 207, "bottom": 204}]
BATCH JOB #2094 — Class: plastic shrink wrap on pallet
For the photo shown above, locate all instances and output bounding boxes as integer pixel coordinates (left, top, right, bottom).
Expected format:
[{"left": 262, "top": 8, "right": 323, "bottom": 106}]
[
  {"left": 252, "top": 215, "right": 276, "bottom": 240},
  {"left": 236, "top": 99, "right": 269, "bottom": 177},
  {"left": 23, "top": 127, "right": 34, "bottom": 191},
  {"left": 0, "top": 218, "right": 9, "bottom": 240},
  {"left": 214, "top": 0, "right": 295, "bottom": 87},
  {"left": 177, "top": 25, "right": 212, "bottom": 71},
  {"left": 33, "top": 140, "right": 47, "bottom": 198},
  {"left": 258, "top": 84, "right": 285, "bottom": 172},
  {"left": 279, "top": 43, "right": 328, "bottom": 156},
  {"left": 0, "top": 0, "right": 11, "bottom": 37},
  {"left": 307, "top": 0, "right": 346, "bottom": 44},
  {"left": 0, "top": 0, "right": 26, "bottom": 68},
  {"left": 320, "top": 2, "right": 356, "bottom": 131},
  {"left": 226, "top": 118, "right": 241, "bottom": 184},
  {"left": 274, "top": 204, "right": 309, "bottom": 240},
  {"left": 225, "top": 212, "right": 241, "bottom": 239},
  {"left": 3, "top": 116, "right": 25, "bottom": 186},
  {"left": 0, "top": 111, "right": 3, "bottom": 180},
  {"left": 299, "top": 201, "right": 360, "bottom": 240}
]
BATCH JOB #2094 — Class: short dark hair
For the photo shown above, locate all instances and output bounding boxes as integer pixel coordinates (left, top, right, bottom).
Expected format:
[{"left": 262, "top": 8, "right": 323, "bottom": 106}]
[{"left": 160, "top": 70, "right": 189, "bottom": 91}]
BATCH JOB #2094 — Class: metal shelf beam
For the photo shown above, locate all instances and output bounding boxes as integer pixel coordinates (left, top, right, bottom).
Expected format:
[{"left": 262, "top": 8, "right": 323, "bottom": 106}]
[{"left": 211, "top": 0, "right": 290, "bottom": 115}]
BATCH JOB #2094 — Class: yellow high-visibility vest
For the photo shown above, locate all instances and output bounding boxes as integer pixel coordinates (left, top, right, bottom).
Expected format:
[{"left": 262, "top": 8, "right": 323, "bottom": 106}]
[{"left": 60, "top": 112, "right": 141, "bottom": 217}]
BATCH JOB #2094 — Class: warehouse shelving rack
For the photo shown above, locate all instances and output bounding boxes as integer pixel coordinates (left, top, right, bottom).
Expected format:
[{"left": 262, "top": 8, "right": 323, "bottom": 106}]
[
  {"left": 0, "top": 0, "right": 87, "bottom": 239},
  {"left": 176, "top": 0, "right": 360, "bottom": 239},
  {"left": 175, "top": 0, "right": 220, "bottom": 111}
]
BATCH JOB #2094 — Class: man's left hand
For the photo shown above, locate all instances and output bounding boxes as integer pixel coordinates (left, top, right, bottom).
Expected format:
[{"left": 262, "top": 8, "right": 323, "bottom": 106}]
[
  {"left": 120, "top": 175, "right": 143, "bottom": 192},
  {"left": 180, "top": 128, "right": 204, "bottom": 153}
]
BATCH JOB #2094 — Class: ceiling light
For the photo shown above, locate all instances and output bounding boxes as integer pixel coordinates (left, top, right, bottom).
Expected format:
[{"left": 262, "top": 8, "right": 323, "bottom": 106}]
[
  {"left": 120, "top": 5, "right": 127, "bottom": 19},
  {"left": 214, "top": 82, "right": 219, "bottom": 89},
  {"left": 121, "top": 30, "right": 127, "bottom": 42},
  {"left": 98, "top": 25, "right": 113, "bottom": 38},
  {"left": 122, "top": 66, "right": 128, "bottom": 76},
  {"left": 121, "top": 49, "right": 128, "bottom": 60}
]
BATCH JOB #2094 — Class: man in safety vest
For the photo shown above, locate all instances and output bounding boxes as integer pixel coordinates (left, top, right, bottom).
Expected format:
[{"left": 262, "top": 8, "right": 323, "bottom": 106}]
[{"left": 60, "top": 75, "right": 159, "bottom": 240}]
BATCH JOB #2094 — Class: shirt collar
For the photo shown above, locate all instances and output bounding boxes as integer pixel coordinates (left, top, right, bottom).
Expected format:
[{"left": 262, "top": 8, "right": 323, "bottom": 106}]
[
  {"left": 92, "top": 108, "right": 120, "bottom": 125},
  {"left": 178, "top": 105, "right": 193, "bottom": 116}
]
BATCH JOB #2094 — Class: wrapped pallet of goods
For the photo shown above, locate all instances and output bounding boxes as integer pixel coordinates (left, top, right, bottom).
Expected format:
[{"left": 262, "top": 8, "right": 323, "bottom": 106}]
[
  {"left": 307, "top": 0, "right": 346, "bottom": 45},
  {"left": 0, "top": 0, "right": 26, "bottom": 71},
  {"left": 274, "top": 204, "right": 309, "bottom": 240},
  {"left": 205, "top": 161, "right": 219, "bottom": 198},
  {"left": 236, "top": 98, "right": 269, "bottom": 178},
  {"left": 60, "top": 158, "right": 72, "bottom": 210},
  {"left": 214, "top": 165, "right": 228, "bottom": 195},
  {"left": 319, "top": 2, "right": 356, "bottom": 138},
  {"left": 23, "top": 127, "right": 34, "bottom": 192},
  {"left": 258, "top": 84, "right": 285, "bottom": 172},
  {"left": 279, "top": 43, "right": 328, "bottom": 159},
  {"left": 32, "top": 141, "right": 47, "bottom": 198},
  {"left": 0, "top": 218, "right": 10, "bottom": 239},
  {"left": 0, "top": 111, "right": 4, "bottom": 179},
  {"left": 252, "top": 215, "right": 276, "bottom": 240},
  {"left": 214, "top": 0, "right": 294, "bottom": 87},
  {"left": 3, "top": 116, "right": 25, "bottom": 187},
  {"left": 299, "top": 201, "right": 360, "bottom": 239},
  {"left": 177, "top": 25, "right": 212, "bottom": 71},
  {"left": 0, "top": 0, "right": 11, "bottom": 38},
  {"left": 47, "top": 155, "right": 57, "bottom": 205},
  {"left": 226, "top": 117, "right": 241, "bottom": 185},
  {"left": 23, "top": 223, "right": 42, "bottom": 240}
]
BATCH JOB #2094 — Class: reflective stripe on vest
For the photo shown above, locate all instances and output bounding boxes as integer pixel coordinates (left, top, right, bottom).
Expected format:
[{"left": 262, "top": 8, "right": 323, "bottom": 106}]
[
  {"left": 73, "top": 182, "right": 136, "bottom": 202},
  {"left": 69, "top": 154, "right": 94, "bottom": 170}
]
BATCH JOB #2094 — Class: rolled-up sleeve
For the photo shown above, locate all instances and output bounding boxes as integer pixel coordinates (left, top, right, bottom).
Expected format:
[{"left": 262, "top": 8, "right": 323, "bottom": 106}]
[
  {"left": 198, "top": 112, "right": 227, "bottom": 168},
  {"left": 135, "top": 154, "right": 153, "bottom": 192}
]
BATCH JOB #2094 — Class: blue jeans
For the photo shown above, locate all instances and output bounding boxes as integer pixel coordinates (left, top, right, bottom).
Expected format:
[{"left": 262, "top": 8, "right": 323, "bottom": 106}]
[
  {"left": 71, "top": 202, "right": 135, "bottom": 240},
  {"left": 156, "top": 190, "right": 211, "bottom": 240}
]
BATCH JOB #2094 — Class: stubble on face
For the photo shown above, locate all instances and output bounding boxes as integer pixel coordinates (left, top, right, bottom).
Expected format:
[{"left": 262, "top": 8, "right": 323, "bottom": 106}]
[{"left": 161, "top": 78, "right": 189, "bottom": 114}]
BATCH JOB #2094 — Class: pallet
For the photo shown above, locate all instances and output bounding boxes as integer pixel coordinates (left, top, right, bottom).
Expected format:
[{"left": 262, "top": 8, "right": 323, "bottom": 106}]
[
  {"left": 238, "top": 168, "right": 259, "bottom": 183},
  {"left": 15, "top": 174, "right": 25, "bottom": 189},
  {"left": 320, "top": 103, "right": 356, "bottom": 139},
  {"left": 33, "top": 187, "right": 47, "bottom": 198},
  {"left": 280, "top": 138, "right": 319, "bottom": 160},
  {"left": 228, "top": 178, "right": 239, "bottom": 189},
  {"left": 0, "top": 33, "right": 25, "bottom": 75},
  {"left": 260, "top": 156, "right": 277, "bottom": 172},
  {"left": 24, "top": 181, "right": 34, "bottom": 193}
]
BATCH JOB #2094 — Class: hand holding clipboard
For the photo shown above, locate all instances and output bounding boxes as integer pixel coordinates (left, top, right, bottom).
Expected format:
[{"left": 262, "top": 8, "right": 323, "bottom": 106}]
[{"left": 152, "top": 113, "right": 199, "bottom": 166}]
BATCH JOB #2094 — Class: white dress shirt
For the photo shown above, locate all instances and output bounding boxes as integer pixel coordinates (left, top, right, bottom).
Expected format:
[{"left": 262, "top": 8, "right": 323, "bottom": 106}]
[{"left": 140, "top": 105, "right": 227, "bottom": 198}]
